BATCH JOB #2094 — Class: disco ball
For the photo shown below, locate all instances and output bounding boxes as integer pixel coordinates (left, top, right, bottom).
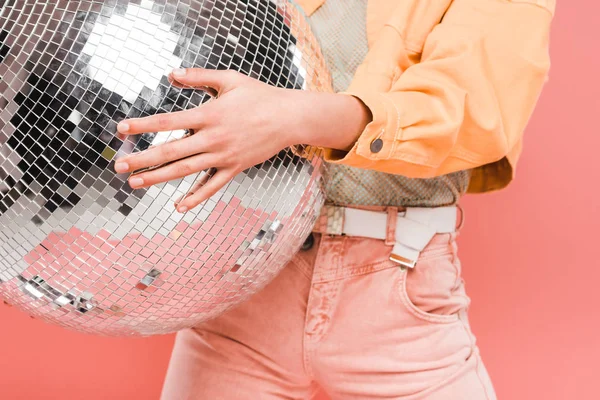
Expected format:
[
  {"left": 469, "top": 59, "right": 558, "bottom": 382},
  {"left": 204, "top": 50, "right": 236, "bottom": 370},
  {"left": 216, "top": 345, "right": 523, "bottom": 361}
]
[{"left": 0, "top": 0, "right": 331, "bottom": 336}]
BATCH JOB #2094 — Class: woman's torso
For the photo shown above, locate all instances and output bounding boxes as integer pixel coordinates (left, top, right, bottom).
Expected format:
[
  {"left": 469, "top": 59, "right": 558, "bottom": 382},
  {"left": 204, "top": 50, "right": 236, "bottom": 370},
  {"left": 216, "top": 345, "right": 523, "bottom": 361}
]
[{"left": 307, "top": 0, "right": 471, "bottom": 208}]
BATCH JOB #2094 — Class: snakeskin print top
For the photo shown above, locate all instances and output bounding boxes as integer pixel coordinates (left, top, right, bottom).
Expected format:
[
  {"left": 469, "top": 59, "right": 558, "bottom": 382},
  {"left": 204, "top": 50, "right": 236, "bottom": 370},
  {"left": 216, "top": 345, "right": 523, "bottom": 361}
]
[{"left": 308, "top": 0, "right": 471, "bottom": 207}]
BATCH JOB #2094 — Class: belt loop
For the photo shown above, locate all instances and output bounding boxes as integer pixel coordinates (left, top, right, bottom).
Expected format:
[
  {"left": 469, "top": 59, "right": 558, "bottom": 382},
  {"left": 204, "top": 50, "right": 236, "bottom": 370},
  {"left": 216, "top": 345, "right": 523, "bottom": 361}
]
[{"left": 385, "top": 207, "right": 398, "bottom": 246}]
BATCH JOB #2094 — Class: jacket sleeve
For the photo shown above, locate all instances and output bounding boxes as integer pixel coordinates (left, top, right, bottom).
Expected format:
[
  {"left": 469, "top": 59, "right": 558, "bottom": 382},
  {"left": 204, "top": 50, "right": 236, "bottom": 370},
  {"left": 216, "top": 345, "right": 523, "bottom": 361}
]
[{"left": 322, "top": 0, "right": 555, "bottom": 179}]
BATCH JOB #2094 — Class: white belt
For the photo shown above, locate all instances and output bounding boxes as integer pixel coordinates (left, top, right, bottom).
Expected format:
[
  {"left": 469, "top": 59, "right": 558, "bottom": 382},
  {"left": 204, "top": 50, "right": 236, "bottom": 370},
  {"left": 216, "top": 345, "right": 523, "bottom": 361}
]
[{"left": 313, "top": 205, "right": 459, "bottom": 269}]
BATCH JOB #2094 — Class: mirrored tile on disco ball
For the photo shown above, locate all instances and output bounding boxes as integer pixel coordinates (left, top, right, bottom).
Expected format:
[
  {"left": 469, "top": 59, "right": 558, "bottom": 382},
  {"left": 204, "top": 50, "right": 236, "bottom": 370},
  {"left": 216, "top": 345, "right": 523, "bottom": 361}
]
[{"left": 0, "top": 0, "right": 330, "bottom": 336}]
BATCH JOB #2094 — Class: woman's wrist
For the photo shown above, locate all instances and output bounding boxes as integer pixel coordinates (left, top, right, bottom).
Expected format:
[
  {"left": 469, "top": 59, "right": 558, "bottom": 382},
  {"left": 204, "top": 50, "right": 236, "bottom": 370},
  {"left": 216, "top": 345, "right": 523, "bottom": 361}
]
[{"left": 285, "top": 90, "right": 372, "bottom": 151}]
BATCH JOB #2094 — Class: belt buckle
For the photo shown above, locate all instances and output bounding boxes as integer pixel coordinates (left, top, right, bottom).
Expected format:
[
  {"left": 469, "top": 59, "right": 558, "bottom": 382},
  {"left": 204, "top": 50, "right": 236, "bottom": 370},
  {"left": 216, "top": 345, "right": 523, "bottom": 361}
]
[{"left": 389, "top": 253, "right": 417, "bottom": 269}]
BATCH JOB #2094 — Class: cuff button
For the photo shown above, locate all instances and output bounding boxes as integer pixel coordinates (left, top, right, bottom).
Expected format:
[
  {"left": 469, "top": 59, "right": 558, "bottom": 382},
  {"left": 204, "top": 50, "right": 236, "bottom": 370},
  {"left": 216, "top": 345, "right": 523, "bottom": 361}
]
[{"left": 370, "top": 138, "right": 383, "bottom": 153}]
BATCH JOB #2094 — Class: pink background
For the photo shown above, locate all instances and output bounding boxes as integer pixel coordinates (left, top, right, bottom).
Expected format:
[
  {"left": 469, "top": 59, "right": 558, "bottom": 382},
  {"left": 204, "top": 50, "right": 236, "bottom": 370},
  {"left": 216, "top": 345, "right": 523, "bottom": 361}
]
[{"left": 1, "top": 3, "right": 598, "bottom": 400}]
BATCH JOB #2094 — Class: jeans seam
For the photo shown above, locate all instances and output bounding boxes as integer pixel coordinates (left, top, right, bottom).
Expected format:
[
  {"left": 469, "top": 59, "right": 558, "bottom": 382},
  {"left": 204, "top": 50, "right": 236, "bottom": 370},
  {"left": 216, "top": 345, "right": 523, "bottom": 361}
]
[
  {"left": 288, "top": 257, "right": 314, "bottom": 281},
  {"left": 313, "top": 239, "right": 452, "bottom": 283},
  {"left": 313, "top": 259, "right": 397, "bottom": 283},
  {"left": 303, "top": 276, "right": 317, "bottom": 380},
  {"left": 459, "top": 312, "right": 494, "bottom": 400},
  {"left": 303, "top": 237, "right": 344, "bottom": 381},
  {"left": 302, "top": 236, "right": 336, "bottom": 380}
]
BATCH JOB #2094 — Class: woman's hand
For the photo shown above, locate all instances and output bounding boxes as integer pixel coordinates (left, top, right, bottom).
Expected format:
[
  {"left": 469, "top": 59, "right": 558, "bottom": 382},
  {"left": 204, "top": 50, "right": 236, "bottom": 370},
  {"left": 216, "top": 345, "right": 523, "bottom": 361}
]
[{"left": 114, "top": 68, "right": 371, "bottom": 212}]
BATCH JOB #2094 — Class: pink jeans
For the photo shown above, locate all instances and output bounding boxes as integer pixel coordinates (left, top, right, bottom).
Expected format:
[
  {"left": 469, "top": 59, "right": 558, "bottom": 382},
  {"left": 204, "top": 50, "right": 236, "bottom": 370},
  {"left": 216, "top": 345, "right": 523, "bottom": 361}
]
[{"left": 161, "top": 217, "right": 496, "bottom": 399}]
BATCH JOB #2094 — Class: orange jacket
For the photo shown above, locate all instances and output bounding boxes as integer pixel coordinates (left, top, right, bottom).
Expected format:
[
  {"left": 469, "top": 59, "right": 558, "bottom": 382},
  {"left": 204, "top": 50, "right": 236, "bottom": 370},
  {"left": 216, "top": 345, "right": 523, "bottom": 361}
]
[{"left": 296, "top": 0, "right": 555, "bottom": 193}]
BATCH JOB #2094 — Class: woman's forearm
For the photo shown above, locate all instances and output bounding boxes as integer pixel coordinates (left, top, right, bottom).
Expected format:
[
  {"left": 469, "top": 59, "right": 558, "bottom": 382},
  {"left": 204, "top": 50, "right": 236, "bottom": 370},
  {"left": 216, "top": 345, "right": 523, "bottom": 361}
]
[{"left": 283, "top": 90, "right": 372, "bottom": 152}]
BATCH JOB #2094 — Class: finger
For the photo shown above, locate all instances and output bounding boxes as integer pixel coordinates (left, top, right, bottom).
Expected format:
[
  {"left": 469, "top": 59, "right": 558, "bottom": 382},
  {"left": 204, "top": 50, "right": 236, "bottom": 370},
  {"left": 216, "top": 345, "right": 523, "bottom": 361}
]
[
  {"left": 126, "top": 153, "right": 219, "bottom": 189},
  {"left": 177, "top": 168, "right": 234, "bottom": 213},
  {"left": 174, "top": 167, "right": 216, "bottom": 206},
  {"left": 169, "top": 68, "right": 243, "bottom": 94},
  {"left": 114, "top": 133, "right": 206, "bottom": 174},
  {"left": 167, "top": 74, "right": 219, "bottom": 97},
  {"left": 117, "top": 108, "right": 202, "bottom": 135},
  {"left": 167, "top": 73, "right": 190, "bottom": 89}
]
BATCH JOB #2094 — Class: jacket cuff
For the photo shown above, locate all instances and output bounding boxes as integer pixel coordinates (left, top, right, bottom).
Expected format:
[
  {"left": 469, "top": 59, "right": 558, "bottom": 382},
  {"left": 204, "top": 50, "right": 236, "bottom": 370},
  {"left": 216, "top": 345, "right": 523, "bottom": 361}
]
[{"left": 321, "top": 89, "right": 399, "bottom": 164}]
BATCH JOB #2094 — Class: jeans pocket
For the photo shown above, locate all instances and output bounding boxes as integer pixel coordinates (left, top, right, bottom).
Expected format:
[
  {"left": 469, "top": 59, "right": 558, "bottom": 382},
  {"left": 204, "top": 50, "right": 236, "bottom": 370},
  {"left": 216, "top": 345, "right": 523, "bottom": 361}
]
[{"left": 396, "top": 248, "right": 470, "bottom": 324}]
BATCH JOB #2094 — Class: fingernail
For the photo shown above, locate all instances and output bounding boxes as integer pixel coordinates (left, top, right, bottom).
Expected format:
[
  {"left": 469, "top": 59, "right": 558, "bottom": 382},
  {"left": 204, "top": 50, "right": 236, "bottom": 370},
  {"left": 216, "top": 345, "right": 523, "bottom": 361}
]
[
  {"left": 117, "top": 121, "right": 130, "bottom": 133},
  {"left": 172, "top": 68, "right": 186, "bottom": 77},
  {"left": 178, "top": 206, "right": 188, "bottom": 213},
  {"left": 114, "top": 162, "right": 129, "bottom": 173},
  {"left": 129, "top": 177, "right": 144, "bottom": 187}
]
